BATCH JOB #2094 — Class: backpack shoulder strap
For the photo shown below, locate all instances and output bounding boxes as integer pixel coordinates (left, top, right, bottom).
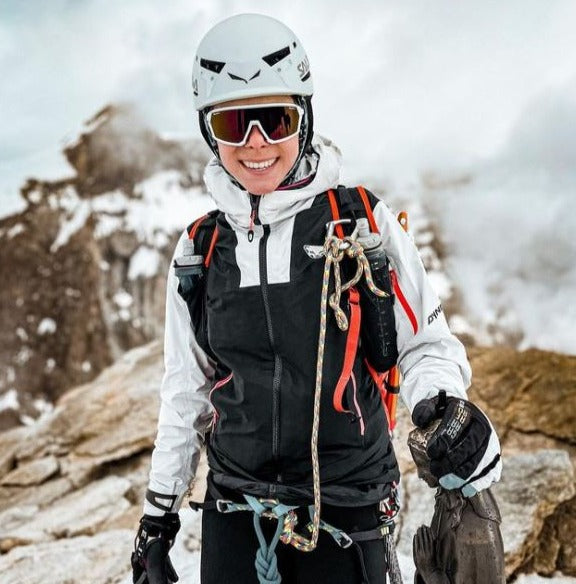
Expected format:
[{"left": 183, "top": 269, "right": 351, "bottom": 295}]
[
  {"left": 327, "top": 186, "right": 380, "bottom": 234},
  {"left": 186, "top": 209, "right": 220, "bottom": 267}
]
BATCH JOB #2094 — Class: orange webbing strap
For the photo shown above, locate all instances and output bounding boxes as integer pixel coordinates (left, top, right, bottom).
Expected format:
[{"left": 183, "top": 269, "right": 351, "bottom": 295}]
[
  {"left": 187, "top": 213, "right": 220, "bottom": 269},
  {"left": 356, "top": 186, "right": 379, "bottom": 234},
  {"left": 332, "top": 288, "right": 361, "bottom": 414},
  {"left": 189, "top": 214, "right": 209, "bottom": 240},
  {"left": 384, "top": 366, "right": 400, "bottom": 432},
  {"left": 326, "top": 190, "right": 346, "bottom": 239},
  {"left": 326, "top": 189, "right": 362, "bottom": 414},
  {"left": 204, "top": 226, "right": 219, "bottom": 268},
  {"left": 357, "top": 187, "right": 406, "bottom": 431}
]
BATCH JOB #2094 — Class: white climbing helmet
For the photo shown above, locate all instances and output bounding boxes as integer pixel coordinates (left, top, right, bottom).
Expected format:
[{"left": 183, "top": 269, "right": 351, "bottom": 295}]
[{"left": 192, "top": 13, "right": 313, "bottom": 111}]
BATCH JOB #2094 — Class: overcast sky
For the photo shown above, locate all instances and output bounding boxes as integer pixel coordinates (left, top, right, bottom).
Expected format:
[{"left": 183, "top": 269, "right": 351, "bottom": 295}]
[
  {"left": 1, "top": 0, "right": 575, "bottom": 210},
  {"left": 2, "top": 1, "right": 576, "bottom": 354}
]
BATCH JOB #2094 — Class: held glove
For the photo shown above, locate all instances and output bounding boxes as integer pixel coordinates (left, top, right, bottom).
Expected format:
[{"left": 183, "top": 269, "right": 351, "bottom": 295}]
[
  {"left": 131, "top": 513, "right": 180, "bottom": 584},
  {"left": 412, "top": 390, "right": 502, "bottom": 497}
]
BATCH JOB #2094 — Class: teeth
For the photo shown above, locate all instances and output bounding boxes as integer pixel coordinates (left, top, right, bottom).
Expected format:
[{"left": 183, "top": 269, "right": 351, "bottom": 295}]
[{"left": 243, "top": 159, "right": 276, "bottom": 170}]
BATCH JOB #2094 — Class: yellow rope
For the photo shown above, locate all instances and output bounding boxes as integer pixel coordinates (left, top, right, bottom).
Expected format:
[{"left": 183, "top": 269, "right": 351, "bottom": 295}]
[{"left": 297, "top": 233, "right": 390, "bottom": 552}]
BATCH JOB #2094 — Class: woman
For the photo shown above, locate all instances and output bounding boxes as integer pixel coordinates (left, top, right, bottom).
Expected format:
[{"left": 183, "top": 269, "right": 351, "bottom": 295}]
[{"left": 131, "top": 14, "right": 502, "bottom": 584}]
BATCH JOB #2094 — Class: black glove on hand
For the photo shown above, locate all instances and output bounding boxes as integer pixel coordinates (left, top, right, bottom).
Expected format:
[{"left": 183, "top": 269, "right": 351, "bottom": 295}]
[
  {"left": 412, "top": 390, "right": 501, "bottom": 497},
  {"left": 131, "top": 513, "right": 181, "bottom": 584}
]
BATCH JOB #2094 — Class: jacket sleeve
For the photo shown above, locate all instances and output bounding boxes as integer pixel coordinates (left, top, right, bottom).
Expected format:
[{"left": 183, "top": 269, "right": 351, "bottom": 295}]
[
  {"left": 144, "top": 229, "right": 215, "bottom": 516},
  {"left": 372, "top": 200, "right": 472, "bottom": 413}
]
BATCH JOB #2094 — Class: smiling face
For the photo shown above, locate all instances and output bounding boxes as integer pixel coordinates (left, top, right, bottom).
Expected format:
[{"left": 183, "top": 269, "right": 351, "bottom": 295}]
[{"left": 213, "top": 95, "right": 300, "bottom": 195}]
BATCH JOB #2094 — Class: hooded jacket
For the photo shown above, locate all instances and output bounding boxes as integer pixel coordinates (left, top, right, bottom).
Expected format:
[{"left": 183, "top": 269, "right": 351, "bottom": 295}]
[{"left": 144, "top": 136, "right": 471, "bottom": 516}]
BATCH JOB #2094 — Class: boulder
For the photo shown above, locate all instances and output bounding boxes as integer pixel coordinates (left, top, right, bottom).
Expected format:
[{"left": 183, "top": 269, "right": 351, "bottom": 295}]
[{"left": 0, "top": 340, "right": 573, "bottom": 582}]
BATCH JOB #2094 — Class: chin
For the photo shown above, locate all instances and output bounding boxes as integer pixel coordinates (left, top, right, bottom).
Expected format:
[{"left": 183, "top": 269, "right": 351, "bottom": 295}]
[{"left": 240, "top": 177, "right": 282, "bottom": 195}]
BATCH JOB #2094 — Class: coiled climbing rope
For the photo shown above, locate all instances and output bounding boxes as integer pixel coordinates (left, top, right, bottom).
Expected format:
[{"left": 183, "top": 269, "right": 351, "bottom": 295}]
[{"left": 306, "top": 231, "right": 391, "bottom": 551}]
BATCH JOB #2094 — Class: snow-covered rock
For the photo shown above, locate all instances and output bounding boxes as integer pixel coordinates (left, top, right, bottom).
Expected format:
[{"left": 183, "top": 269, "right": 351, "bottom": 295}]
[{"left": 0, "top": 104, "right": 214, "bottom": 431}]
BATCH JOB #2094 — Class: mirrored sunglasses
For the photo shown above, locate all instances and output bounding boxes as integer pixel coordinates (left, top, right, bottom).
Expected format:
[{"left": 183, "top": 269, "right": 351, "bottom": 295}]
[{"left": 206, "top": 103, "right": 303, "bottom": 146}]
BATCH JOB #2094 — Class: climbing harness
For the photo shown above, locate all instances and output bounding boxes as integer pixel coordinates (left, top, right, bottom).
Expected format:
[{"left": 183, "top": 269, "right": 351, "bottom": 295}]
[{"left": 212, "top": 493, "right": 400, "bottom": 584}]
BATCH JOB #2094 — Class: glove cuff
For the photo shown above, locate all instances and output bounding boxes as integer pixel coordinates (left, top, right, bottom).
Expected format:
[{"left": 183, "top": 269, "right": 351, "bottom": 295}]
[{"left": 140, "top": 512, "right": 181, "bottom": 540}]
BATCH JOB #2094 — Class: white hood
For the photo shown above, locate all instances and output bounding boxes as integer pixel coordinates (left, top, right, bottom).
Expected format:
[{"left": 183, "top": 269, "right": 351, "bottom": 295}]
[{"left": 203, "top": 135, "right": 342, "bottom": 231}]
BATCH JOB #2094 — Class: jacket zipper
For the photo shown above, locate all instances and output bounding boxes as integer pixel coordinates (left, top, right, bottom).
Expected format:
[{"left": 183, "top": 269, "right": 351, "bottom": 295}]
[{"left": 259, "top": 224, "right": 283, "bottom": 495}]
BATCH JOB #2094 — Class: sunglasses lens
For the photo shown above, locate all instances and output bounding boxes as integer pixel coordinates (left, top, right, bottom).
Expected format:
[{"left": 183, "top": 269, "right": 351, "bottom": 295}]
[{"left": 209, "top": 105, "right": 301, "bottom": 145}]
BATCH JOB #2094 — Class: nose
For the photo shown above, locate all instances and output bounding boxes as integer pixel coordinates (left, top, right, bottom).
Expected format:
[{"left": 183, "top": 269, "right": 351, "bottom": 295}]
[{"left": 244, "top": 125, "right": 268, "bottom": 148}]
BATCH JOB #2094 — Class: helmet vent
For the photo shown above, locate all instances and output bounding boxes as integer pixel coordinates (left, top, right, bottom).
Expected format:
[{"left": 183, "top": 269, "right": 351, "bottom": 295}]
[
  {"left": 200, "top": 58, "right": 226, "bottom": 73},
  {"left": 262, "top": 46, "right": 291, "bottom": 66}
]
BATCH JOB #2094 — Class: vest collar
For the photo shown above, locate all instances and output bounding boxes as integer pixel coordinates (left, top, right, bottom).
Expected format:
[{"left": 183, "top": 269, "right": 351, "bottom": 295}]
[{"left": 203, "top": 135, "right": 342, "bottom": 231}]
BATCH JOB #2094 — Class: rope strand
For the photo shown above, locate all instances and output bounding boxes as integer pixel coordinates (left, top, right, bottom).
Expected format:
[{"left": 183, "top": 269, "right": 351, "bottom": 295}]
[{"left": 304, "top": 233, "right": 391, "bottom": 552}]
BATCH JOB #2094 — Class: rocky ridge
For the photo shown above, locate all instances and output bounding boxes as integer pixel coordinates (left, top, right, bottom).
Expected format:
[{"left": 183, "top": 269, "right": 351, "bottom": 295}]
[
  {"left": 0, "top": 342, "right": 573, "bottom": 583},
  {"left": 0, "top": 104, "right": 213, "bottom": 430}
]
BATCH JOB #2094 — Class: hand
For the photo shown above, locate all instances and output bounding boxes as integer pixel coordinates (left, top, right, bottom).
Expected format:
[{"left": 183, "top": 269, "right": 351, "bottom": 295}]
[
  {"left": 413, "top": 526, "right": 450, "bottom": 584},
  {"left": 412, "top": 390, "right": 502, "bottom": 497},
  {"left": 131, "top": 513, "right": 180, "bottom": 584}
]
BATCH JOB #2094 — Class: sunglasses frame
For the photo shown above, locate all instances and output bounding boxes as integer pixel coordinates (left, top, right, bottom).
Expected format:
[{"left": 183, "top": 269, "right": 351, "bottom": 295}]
[{"left": 205, "top": 103, "right": 304, "bottom": 147}]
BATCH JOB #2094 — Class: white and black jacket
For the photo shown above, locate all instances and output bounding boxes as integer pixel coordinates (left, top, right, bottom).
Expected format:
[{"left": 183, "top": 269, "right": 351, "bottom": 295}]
[{"left": 144, "top": 136, "right": 471, "bottom": 516}]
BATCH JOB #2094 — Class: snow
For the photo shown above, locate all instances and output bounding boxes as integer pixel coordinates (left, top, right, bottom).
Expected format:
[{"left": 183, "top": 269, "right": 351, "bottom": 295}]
[
  {"left": 15, "top": 346, "right": 32, "bottom": 365},
  {"left": 113, "top": 290, "right": 133, "bottom": 309},
  {"left": 128, "top": 246, "right": 162, "bottom": 280},
  {"left": 426, "top": 269, "right": 452, "bottom": 300},
  {"left": 37, "top": 318, "right": 57, "bottom": 335},
  {"left": 50, "top": 199, "right": 91, "bottom": 252},
  {"left": 44, "top": 172, "right": 215, "bottom": 284},
  {"left": 16, "top": 327, "right": 28, "bottom": 342},
  {"left": 7, "top": 223, "right": 25, "bottom": 238},
  {"left": 33, "top": 398, "right": 54, "bottom": 417},
  {"left": 0, "top": 388, "right": 19, "bottom": 412}
]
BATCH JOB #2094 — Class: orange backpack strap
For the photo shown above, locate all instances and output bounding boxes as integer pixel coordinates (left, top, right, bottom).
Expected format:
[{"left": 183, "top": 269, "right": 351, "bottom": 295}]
[
  {"left": 186, "top": 209, "right": 220, "bottom": 267},
  {"left": 326, "top": 186, "right": 404, "bottom": 431},
  {"left": 326, "top": 189, "right": 361, "bottom": 415},
  {"left": 332, "top": 288, "right": 362, "bottom": 415}
]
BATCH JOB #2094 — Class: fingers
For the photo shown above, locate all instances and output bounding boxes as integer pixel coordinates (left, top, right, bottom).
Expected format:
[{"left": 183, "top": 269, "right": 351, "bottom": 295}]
[
  {"left": 166, "top": 556, "right": 180, "bottom": 583},
  {"left": 412, "top": 398, "right": 440, "bottom": 429},
  {"left": 146, "top": 539, "right": 176, "bottom": 584},
  {"left": 417, "top": 396, "right": 502, "bottom": 496}
]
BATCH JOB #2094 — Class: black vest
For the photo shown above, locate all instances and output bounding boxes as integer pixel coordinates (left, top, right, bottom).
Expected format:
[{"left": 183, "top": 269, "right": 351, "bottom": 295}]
[{"left": 178, "top": 189, "right": 400, "bottom": 506}]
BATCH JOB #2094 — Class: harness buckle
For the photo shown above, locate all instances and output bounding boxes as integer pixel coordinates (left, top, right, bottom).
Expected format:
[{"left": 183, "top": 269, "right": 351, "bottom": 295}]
[
  {"left": 334, "top": 530, "right": 354, "bottom": 549},
  {"left": 216, "top": 499, "right": 235, "bottom": 513}
]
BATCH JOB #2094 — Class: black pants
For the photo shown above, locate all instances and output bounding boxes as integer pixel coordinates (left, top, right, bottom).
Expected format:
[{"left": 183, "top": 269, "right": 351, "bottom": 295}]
[{"left": 200, "top": 493, "right": 389, "bottom": 584}]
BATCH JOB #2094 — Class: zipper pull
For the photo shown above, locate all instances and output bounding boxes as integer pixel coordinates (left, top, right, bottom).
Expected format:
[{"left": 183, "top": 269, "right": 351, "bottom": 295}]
[
  {"left": 248, "top": 193, "right": 261, "bottom": 242},
  {"left": 248, "top": 209, "right": 255, "bottom": 242}
]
